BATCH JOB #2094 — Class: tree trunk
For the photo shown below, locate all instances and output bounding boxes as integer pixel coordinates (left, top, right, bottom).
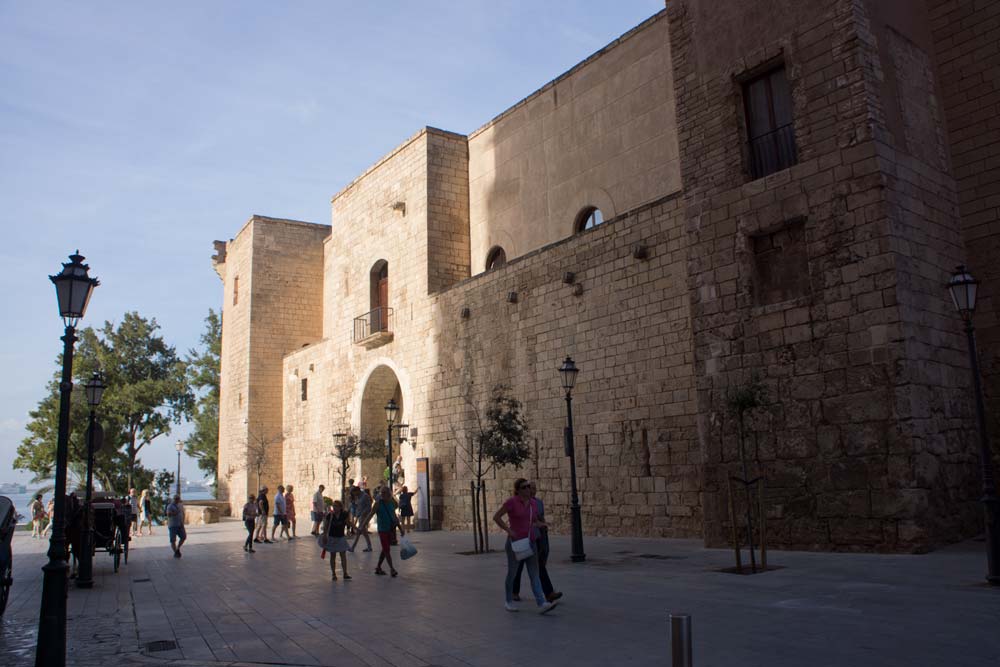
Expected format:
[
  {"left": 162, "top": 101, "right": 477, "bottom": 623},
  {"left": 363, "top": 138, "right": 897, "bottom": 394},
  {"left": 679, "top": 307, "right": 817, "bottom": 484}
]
[
  {"left": 470, "top": 480, "right": 480, "bottom": 553},
  {"left": 479, "top": 480, "right": 490, "bottom": 553}
]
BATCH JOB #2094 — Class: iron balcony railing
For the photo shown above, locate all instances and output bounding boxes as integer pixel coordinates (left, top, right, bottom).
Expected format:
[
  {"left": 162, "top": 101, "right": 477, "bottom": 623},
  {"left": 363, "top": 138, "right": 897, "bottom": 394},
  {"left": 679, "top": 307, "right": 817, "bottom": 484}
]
[
  {"left": 353, "top": 306, "right": 393, "bottom": 343},
  {"left": 748, "top": 123, "right": 798, "bottom": 180}
]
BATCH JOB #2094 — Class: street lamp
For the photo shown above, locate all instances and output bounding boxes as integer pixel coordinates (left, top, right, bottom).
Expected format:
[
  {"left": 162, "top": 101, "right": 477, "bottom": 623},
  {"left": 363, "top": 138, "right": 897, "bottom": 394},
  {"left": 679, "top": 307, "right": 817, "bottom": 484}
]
[
  {"left": 559, "top": 356, "right": 586, "bottom": 563},
  {"left": 175, "top": 441, "right": 184, "bottom": 497},
  {"left": 37, "top": 251, "right": 98, "bottom": 667},
  {"left": 76, "top": 371, "right": 106, "bottom": 589},
  {"left": 947, "top": 266, "right": 1000, "bottom": 585},
  {"left": 385, "top": 399, "right": 398, "bottom": 488}
]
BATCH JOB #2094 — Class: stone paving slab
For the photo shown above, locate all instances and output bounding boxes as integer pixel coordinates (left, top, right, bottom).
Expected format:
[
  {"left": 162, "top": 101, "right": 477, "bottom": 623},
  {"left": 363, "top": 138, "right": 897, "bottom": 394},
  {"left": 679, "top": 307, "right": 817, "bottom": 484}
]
[{"left": 1, "top": 520, "right": 999, "bottom": 666}]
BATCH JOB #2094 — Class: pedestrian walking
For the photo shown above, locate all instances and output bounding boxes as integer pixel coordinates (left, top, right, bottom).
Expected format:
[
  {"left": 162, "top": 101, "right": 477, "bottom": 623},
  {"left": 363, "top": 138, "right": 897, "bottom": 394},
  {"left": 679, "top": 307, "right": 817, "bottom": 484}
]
[
  {"left": 166, "top": 494, "right": 186, "bottom": 558},
  {"left": 350, "top": 487, "right": 373, "bottom": 552},
  {"left": 397, "top": 485, "right": 418, "bottom": 530},
  {"left": 360, "top": 486, "right": 402, "bottom": 577},
  {"left": 242, "top": 494, "right": 258, "bottom": 552},
  {"left": 493, "top": 478, "right": 558, "bottom": 614},
  {"left": 285, "top": 484, "right": 298, "bottom": 539},
  {"left": 138, "top": 489, "right": 154, "bottom": 536},
  {"left": 271, "top": 485, "right": 290, "bottom": 541},
  {"left": 322, "top": 500, "right": 353, "bottom": 580},
  {"left": 346, "top": 478, "right": 359, "bottom": 534},
  {"left": 128, "top": 488, "right": 140, "bottom": 537},
  {"left": 311, "top": 484, "right": 326, "bottom": 535},
  {"left": 511, "top": 482, "right": 561, "bottom": 602},
  {"left": 255, "top": 487, "right": 271, "bottom": 543},
  {"left": 30, "top": 494, "right": 45, "bottom": 538},
  {"left": 360, "top": 475, "right": 368, "bottom": 492},
  {"left": 41, "top": 498, "right": 55, "bottom": 536}
]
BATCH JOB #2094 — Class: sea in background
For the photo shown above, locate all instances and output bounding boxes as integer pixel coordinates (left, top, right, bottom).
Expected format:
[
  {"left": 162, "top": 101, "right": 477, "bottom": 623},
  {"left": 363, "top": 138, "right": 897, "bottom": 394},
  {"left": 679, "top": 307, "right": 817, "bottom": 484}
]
[{"left": 3, "top": 489, "right": 215, "bottom": 525}]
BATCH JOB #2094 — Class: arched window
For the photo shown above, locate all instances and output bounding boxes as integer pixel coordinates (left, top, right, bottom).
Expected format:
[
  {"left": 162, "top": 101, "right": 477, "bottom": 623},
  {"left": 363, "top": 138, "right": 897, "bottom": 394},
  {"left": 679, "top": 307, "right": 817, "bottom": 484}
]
[
  {"left": 574, "top": 207, "right": 604, "bottom": 233},
  {"left": 370, "top": 260, "right": 388, "bottom": 332},
  {"left": 485, "top": 246, "right": 507, "bottom": 271}
]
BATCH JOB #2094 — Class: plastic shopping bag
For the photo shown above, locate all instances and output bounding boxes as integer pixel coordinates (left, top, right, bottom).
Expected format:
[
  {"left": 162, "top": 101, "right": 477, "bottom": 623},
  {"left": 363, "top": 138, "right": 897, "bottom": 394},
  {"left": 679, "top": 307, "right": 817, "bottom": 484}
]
[{"left": 400, "top": 536, "right": 418, "bottom": 560}]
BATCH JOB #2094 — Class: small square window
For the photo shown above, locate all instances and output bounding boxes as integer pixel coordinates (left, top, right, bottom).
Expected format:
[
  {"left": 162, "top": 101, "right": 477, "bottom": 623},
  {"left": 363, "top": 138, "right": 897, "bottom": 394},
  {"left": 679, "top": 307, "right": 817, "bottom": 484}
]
[
  {"left": 301, "top": 378, "right": 308, "bottom": 401},
  {"left": 752, "top": 221, "right": 809, "bottom": 306},
  {"left": 743, "top": 66, "right": 798, "bottom": 179}
]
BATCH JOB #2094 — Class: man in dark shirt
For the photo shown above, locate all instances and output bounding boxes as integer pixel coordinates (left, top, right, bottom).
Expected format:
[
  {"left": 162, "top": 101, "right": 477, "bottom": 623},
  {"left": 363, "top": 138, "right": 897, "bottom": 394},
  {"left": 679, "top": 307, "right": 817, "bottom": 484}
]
[{"left": 255, "top": 487, "right": 271, "bottom": 543}]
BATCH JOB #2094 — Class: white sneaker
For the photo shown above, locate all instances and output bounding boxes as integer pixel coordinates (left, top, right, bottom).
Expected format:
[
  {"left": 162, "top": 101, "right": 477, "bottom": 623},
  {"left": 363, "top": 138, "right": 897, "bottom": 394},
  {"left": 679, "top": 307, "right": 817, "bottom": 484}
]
[
  {"left": 538, "top": 601, "right": 559, "bottom": 615},
  {"left": 504, "top": 602, "right": 518, "bottom": 612}
]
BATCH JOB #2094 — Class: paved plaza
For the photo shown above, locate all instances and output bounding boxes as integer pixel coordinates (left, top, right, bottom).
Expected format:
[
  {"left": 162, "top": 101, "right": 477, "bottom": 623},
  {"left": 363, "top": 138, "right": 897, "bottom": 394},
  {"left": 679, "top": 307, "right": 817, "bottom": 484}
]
[{"left": 1, "top": 519, "right": 999, "bottom": 666}]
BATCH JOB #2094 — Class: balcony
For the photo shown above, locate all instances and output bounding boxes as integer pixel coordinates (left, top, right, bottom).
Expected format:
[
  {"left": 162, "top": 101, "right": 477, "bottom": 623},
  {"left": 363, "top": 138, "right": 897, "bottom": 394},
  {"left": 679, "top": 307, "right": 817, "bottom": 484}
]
[
  {"left": 353, "top": 307, "right": 394, "bottom": 348},
  {"left": 747, "top": 123, "right": 797, "bottom": 180}
]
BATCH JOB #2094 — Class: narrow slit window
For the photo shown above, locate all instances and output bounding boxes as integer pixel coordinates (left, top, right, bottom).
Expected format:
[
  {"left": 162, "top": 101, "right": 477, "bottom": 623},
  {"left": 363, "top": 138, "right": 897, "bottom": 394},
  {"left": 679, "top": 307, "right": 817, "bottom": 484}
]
[
  {"left": 743, "top": 66, "right": 798, "bottom": 179},
  {"left": 301, "top": 378, "right": 308, "bottom": 401}
]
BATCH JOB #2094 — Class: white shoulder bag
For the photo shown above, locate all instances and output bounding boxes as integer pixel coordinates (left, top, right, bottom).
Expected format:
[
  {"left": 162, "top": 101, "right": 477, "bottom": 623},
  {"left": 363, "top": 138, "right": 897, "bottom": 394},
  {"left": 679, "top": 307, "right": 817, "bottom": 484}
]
[{"left": 510, "top": 503, "right": 534, "bottom": 561}]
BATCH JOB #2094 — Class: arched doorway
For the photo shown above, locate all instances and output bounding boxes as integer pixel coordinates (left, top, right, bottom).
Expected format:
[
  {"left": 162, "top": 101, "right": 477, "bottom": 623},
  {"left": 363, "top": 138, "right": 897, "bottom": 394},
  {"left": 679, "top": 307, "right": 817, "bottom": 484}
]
[{"left": 358, "top": 364, "right": 403, "bottom": 491}]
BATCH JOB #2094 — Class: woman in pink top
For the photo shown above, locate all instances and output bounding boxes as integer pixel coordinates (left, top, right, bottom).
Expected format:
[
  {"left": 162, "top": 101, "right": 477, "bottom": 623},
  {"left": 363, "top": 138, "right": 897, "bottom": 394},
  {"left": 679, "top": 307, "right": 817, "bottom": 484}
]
[{"left": 493, "top": 478, "right": 559, "bottom": 614}]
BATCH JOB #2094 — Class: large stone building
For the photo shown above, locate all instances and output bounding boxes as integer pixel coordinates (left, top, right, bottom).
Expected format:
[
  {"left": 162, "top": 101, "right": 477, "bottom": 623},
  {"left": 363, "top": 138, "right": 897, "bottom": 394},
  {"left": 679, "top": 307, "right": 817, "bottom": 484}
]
[{"left": 212, "top": 0, "right": 1000, "bottom": 552}]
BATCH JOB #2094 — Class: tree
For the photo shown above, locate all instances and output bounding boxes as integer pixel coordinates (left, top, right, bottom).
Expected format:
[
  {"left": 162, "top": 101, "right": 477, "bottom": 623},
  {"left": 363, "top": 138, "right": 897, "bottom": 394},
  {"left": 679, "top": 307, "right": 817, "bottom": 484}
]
[
  {"left": 17, "top": 311, "right": 192, "bottom": 493},
  {"left": 454, "top": 384, "right": 531, "bottom": 553},
  {"left": 184, "top": 310, "right": 221, "bottom": 489},
  {"left": 244, "top": 422, "right": 281, "bottom": 493},
  {"left": 331, "top": 432, "right": 385, "bottom": 502},
  {"left": 725, "top": 375, "right": 767, "bottom": 572}
]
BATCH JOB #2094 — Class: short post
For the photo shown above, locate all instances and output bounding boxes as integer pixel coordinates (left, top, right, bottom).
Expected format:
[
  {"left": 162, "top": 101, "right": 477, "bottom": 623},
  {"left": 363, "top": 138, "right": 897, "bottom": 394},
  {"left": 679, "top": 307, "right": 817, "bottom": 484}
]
[{"left": 670, "top": 613, "right": 693, "bottom": 667}]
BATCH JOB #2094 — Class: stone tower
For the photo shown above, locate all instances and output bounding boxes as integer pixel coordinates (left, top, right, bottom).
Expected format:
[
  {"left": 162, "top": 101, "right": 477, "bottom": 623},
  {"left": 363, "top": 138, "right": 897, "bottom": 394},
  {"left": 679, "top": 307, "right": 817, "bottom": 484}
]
[{"left": 212, "top": 216, "right": 329, "bottom": 512}]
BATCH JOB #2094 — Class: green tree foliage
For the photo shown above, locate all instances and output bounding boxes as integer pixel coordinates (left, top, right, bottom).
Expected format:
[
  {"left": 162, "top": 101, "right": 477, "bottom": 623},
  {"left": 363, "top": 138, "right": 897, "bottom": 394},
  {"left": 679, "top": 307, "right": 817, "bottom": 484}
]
[
  {"left": 331, "top": 433, "right": 386, "bottom": 502},
  {"left": 184, "top": 309, "right": 221, "bottom": 485},
  {"left": 455, "top": 384, "right": 530, "bottom": 553},
  {"left": 152, "top": 469, "right": 175, "bottom": 521},
  {"left": 17, "top": 312, "right": 192, "bottom": 493}
]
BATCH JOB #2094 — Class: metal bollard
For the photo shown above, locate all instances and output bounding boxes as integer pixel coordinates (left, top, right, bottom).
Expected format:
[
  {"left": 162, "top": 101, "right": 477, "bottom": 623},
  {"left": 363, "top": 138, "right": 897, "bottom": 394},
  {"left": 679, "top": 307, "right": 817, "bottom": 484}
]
[{"left": 670, "top": 613, "right": 693, "bottom": 667}]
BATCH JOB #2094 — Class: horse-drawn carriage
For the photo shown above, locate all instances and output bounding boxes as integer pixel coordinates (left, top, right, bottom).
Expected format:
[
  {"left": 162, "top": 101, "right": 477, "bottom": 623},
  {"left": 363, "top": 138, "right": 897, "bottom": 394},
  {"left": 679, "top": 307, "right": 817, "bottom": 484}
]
[
  {"left": 88, "top": 493, "right": 129, "bottom": 572},
  {"left": 0, "top": 496, "right": 16, "bottom": 615}
]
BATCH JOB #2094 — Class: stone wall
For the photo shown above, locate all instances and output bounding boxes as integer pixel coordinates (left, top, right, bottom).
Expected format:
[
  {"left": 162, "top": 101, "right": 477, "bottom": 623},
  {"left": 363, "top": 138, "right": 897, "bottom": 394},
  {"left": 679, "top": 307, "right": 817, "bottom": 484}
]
[
  {"left": 668, "top": 0, "right": 981, "bottom": 551},
  {"left": 929, "top": 0, "right": 1000, "bottom": 457},
  {"left": 217, "top": 3, "right": 996, "bottom": 552},
  {"left": 467, "top": 10, "right": 680, "bottom": 274},
  {"left": 426, "top": 194, "right": 699, "bottom": 537}
]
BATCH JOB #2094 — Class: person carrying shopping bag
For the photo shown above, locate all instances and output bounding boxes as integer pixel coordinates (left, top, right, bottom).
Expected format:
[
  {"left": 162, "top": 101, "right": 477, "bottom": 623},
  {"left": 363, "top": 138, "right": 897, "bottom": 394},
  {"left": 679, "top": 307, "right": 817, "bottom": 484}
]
[{"left": 493, "top": 478, "right": 558, "bottom": 614}]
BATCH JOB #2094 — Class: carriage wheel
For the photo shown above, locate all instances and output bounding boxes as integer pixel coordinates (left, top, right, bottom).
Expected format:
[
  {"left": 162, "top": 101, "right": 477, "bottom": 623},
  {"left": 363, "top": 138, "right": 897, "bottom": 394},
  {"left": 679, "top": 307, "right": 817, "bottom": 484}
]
[
  {"left": 112, "top": 529, "right": 122, "bottom": 573},
  {"left": 0, "top": 544, "right": 12, "bottom": 616}
]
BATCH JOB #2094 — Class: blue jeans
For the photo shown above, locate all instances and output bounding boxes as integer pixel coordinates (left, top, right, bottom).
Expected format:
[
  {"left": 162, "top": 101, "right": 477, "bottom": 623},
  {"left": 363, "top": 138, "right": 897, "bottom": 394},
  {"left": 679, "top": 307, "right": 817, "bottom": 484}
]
[{"left": 505, "top": 539, "right": 545, "bottom": 605}]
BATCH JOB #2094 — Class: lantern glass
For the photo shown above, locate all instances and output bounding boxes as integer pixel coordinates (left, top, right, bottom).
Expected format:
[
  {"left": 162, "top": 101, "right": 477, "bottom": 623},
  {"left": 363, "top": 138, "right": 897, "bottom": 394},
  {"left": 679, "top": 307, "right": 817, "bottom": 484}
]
[
  {"left": 947, "top": 265, "right": 979, "bottom": 317},
  {"left": 175, "top": 440, "right": 184, "bottom": 453},
  {"left": 49, "top": 251, "right": 99, "bottom": 327},
  {"left": 385, "top": 398, "right": 399, "bottom": 424},
  {"left": 559, "top": 356, "right": 579, "bottom": 391},
  {"left": 84, "top": 371, "right": 106, "bottom": 408}
]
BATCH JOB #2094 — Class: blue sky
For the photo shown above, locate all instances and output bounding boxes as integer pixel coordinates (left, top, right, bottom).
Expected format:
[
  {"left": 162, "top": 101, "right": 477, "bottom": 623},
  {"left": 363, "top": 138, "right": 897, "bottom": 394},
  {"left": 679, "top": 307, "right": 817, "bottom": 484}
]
[{"left": 0, "top": 1, "right": 665, "bottom": 485}]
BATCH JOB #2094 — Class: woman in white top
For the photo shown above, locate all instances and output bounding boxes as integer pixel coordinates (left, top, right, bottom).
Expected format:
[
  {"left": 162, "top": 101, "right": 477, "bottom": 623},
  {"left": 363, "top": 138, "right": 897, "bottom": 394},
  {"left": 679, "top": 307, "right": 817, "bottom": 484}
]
[{"left": 138, "top": 489, "right": 154, "bottom": 536}]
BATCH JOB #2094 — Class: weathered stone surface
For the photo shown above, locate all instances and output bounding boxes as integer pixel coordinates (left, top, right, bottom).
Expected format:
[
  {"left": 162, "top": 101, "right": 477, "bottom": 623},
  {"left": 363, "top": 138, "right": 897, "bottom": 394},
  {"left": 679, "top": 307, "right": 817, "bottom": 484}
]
[{"left": 211, "top": 1, "right": 996, "bottom": 554}]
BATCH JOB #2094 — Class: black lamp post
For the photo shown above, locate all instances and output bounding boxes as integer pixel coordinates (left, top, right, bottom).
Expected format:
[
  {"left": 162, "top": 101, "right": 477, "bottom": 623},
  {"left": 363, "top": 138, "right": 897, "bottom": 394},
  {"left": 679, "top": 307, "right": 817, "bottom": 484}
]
[
  {"left": 559, "top": 356, "right": 586, "bottom": 563},
  {"left": 385, "top": 399, "right": 398, "bottom": 488},
  {"left": 947, "top": 265, "right": 1000, "bottom": 585},
  {"left": 37, "top": 251, "right": 98, "bottom": 667},
  {"left": 175, "top": 441, "right": 184, "bottom": 497},
  {"left": 76, "top": 371, "right": 106, "bottom": 590}
]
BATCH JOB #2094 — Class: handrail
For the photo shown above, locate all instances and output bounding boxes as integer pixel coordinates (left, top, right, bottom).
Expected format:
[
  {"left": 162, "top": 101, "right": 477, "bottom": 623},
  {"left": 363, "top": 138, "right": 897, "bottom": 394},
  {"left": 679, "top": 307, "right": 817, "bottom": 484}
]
[
  {"left": 748, "top": 123, "right": 797, "bottom": 179},
  {"left": 353, "top": 306, "right": 394, "bottom": 343}
]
